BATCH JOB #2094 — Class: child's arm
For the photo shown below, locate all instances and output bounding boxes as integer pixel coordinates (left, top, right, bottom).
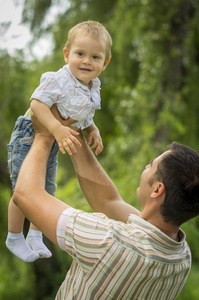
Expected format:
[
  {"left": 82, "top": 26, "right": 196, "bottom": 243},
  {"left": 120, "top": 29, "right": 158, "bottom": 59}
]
[
  {"left": 83, "top": 122, "right": 103, "bottom": 156},
  {"left": 31, "top": 99, "right": 81, "bottom": 155}
]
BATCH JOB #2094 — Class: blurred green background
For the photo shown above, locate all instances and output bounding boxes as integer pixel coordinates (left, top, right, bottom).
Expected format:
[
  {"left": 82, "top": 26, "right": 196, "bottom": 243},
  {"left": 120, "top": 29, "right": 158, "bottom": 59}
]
[{"left": 1, "top": 0, "right": 199, "bottom": 299}]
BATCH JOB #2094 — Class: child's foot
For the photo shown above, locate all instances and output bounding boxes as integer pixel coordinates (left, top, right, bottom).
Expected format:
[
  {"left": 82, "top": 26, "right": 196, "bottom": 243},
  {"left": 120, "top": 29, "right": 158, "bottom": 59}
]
[
  {"left": 6, "top": 232, "right": 39, "bottom": 262},
  {"left": 26, "top": 229, "right": 52, "bottom": 258}
]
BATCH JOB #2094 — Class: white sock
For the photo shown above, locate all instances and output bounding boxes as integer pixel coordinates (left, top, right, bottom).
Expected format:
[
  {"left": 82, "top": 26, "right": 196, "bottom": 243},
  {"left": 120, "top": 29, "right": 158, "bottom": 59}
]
[
  {"left": 26, "top": 229, "right": 52, "bottom": 258},
  {"left": 6, "top": 232, "right": 39, "bottom": 262}
]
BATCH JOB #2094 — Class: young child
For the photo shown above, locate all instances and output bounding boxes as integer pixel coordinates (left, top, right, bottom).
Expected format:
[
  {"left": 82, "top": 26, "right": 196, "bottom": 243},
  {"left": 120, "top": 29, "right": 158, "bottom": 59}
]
[{"left": 6, "top": 20, "right": 112, "bottom": 262}]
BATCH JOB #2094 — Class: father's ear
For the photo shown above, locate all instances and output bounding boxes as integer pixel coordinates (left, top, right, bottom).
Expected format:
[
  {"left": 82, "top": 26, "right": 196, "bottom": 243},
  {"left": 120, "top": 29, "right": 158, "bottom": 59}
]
[{"left": 151, "top": 182, "right": 165, "bottom": 198}]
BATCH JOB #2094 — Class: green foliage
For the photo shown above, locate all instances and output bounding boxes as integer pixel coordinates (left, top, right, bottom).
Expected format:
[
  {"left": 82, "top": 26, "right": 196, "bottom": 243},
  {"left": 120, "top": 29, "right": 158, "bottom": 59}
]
[
  {"left": 22, "top": 0, "right": 52, "bottom": 36},
  {"left": 182, "top": 218, "right": 199, "bottom": 263},
  {"left": 0, "top": 255, "right": 35, "bottom": 300},
  {"left": 1, "top": 0, "right": 199, "bottom": 298},
  {"left": 0, "top": 50, "right": 30, "bottom": 159},
  {"left": 0, "top": 184, "right": 35, "bottom": 299},
  {"left": 56, "top": 167, "right": 91, "bottom": 212}
]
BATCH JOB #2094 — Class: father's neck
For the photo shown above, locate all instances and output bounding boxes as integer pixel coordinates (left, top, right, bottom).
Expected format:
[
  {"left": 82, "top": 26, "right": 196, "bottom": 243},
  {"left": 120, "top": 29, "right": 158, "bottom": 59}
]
[{"left": 141, "top": 211, "right": 180, "bottom": 242}]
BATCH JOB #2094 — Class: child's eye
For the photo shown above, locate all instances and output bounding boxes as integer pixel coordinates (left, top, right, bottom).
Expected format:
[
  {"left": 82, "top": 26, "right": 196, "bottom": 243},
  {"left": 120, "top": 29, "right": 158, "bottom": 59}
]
[
  {"left": 77, "top": 52, "right": 84, "bottom": 57},
  {"left": 93, "top": 55, "right": 99, "bottom": 60}
]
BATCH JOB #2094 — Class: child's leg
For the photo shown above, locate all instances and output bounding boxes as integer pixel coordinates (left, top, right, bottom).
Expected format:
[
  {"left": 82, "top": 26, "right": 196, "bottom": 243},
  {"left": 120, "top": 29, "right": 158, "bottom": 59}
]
[{"left": 6, "top": 197, "right": 39, "bottom": 262}]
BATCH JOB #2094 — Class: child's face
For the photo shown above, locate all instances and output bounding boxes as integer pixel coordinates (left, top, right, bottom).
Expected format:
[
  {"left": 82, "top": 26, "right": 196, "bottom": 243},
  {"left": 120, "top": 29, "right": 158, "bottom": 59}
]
[{"left": 64, "top": 34, "right": 110, "bottom": 87}]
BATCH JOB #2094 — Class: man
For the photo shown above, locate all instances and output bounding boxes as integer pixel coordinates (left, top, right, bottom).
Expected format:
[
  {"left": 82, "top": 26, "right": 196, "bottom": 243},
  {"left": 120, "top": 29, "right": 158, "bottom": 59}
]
[{"left": 13, "top": 111, "right": 199, "bottom": 299}]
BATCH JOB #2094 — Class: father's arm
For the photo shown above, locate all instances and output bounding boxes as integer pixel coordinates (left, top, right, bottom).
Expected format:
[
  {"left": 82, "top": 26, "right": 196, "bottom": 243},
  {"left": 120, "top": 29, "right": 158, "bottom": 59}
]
[
  {"left": 50, "top": 104, "right": 140, "bottom": 221},
  {"left": 13, "top": 127, "right": 70, "bottom": 245},
  {"left": 71, "top": 133, "right": 140, "bottom": 222}
]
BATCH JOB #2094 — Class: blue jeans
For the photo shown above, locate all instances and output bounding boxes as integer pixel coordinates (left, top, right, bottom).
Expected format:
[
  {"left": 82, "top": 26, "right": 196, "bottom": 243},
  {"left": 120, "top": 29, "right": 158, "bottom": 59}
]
[{"left": 7, "top": 116, "right": 59, "bottom": 195}]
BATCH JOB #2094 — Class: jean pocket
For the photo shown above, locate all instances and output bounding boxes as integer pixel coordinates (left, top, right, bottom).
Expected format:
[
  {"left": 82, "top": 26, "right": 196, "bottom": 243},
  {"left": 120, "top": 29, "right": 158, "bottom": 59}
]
[{"left": 19, "top": 136, "right": 34, "bottom": 145}]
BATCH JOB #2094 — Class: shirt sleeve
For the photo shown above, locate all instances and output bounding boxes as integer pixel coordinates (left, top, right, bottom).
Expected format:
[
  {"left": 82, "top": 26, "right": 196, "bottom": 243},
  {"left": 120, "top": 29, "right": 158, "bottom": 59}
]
[
  {"left": 56, "top": 209, "right": 114, "bottom": 271},
  {"left": 30, "top": 72, "right": 66, "bottom": 107}
]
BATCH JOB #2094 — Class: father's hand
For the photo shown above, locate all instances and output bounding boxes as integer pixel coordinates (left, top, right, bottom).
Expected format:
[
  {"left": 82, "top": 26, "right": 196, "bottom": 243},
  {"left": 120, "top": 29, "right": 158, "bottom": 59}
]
[
  {"left": 31, "top": 104, "right": 79, "bottom": 141},
  {"left": 50, "top": 104, "right": 78, "bottom": 130}
]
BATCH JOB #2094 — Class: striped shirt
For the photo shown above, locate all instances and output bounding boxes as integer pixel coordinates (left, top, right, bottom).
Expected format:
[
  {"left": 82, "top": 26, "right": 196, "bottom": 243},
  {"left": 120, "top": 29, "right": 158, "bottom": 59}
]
[
  {"left": 56, "top": 208, "right": 191, "bottom": 299},
  {"left": 30, "top": 65, "right": 101, "bottom": 129}
]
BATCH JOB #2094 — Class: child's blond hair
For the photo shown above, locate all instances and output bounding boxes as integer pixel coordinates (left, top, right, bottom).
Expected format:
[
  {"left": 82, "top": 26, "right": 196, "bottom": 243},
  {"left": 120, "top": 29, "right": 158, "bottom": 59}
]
[{"left": 65, "top": 21, "right": 112, "bottom": 60}]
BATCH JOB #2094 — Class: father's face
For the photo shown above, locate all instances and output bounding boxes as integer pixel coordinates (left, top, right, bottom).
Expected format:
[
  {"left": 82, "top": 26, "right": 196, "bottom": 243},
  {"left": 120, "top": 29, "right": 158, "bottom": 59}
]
[{"left": 136, "top": 151, "right": 170, "bottom": 208}]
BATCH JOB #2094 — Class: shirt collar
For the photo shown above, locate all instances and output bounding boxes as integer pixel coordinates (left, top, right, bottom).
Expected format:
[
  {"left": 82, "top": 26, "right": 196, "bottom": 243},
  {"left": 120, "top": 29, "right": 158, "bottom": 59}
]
[
  {"left": 127, "top": 214, "right": 186, "bottom": 246},
  {"left": 63, "top": 64, "right": 101, "bottom": 91}
]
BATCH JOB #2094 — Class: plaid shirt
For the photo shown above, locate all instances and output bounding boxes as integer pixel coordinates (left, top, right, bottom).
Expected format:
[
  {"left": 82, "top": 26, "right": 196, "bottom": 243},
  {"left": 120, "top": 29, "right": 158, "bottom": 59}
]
[{"left": 56, "top": 208, "right": 191, "bottom": 300}]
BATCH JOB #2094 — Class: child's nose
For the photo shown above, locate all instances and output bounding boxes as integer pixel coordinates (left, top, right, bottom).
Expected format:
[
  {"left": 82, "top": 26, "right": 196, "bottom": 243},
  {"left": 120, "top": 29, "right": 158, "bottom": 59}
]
[{"left": 83, "top": 56, "right": 91, "bottom": 64}]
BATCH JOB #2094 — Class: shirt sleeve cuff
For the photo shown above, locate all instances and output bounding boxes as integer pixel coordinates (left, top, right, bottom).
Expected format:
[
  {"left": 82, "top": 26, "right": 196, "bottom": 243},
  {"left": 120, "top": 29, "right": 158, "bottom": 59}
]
[{"left": 56, "top": 207, "right": 78, "bottom": 250}]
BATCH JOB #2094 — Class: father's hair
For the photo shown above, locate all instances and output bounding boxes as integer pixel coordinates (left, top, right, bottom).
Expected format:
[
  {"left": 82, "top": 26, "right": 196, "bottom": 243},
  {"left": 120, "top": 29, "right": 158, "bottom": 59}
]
[
  {"left": 64, "top": 20, "right": 112, "bottom": 60},
  {"left": 153, "top": 142, "right": 199, "bottom": 226}
]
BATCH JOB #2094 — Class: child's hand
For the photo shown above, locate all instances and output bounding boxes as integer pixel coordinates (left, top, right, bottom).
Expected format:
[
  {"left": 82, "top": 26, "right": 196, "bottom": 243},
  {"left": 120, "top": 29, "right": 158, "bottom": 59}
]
[
  {"left": 87, "top": 129, "right": 103, "bottom": 156},
  {"left": 54, "top": 125, "right": 81, "bottom": 155}
]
